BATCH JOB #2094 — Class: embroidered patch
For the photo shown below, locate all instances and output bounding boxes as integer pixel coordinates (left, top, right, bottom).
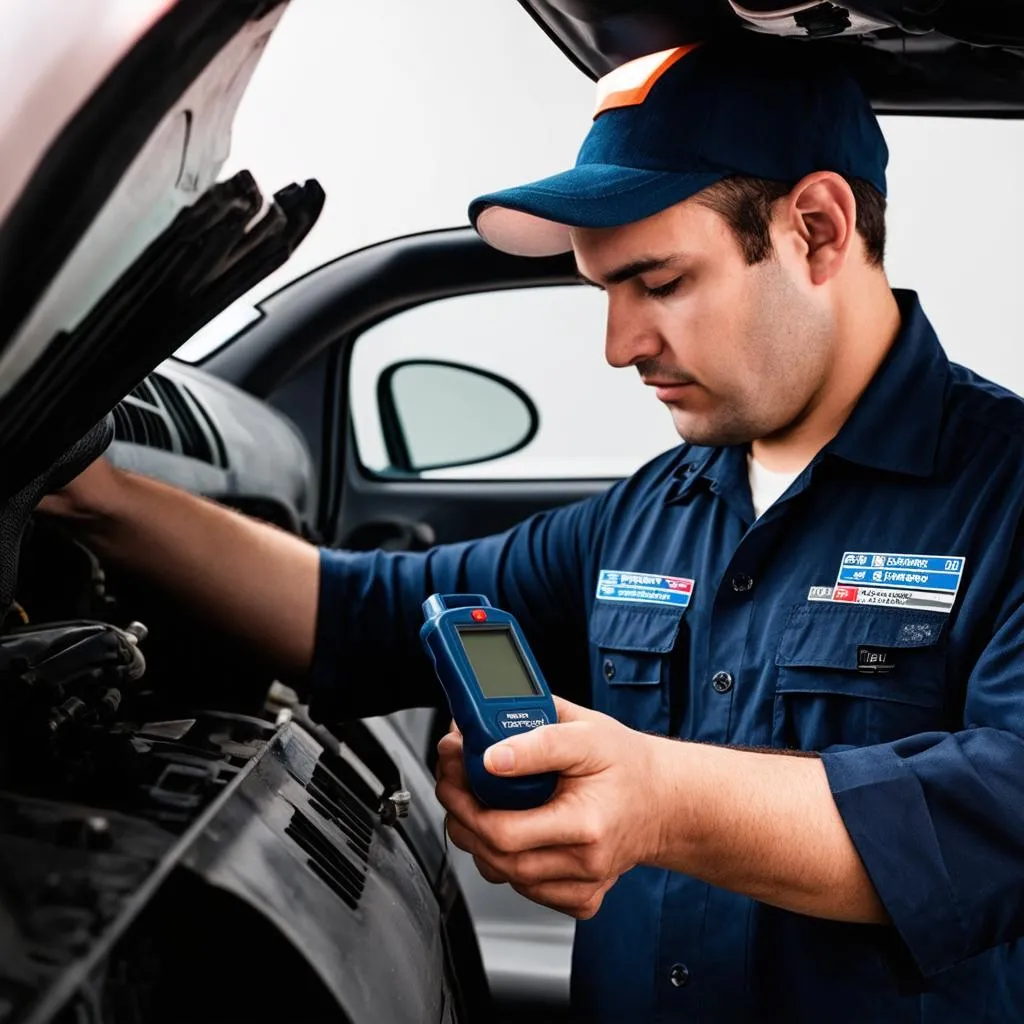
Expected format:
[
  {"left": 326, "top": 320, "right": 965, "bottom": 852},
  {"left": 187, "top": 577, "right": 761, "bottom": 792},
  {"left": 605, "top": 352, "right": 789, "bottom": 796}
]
[
  {"left": 596, "top": 569, "right": 694, "bottom": 608},
  {"left": 808, "top": 552, "right": 965, "bottom": 614},
  {"left": 857, "top": 646, "right": 896, "bottom": 674}
]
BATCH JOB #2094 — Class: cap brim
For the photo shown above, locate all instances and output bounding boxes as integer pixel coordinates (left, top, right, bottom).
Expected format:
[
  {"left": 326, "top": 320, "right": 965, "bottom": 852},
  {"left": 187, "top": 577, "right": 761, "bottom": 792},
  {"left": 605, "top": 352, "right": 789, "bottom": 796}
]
[{"left": 469, "top": 164, "right": 727, "bottom": 257}]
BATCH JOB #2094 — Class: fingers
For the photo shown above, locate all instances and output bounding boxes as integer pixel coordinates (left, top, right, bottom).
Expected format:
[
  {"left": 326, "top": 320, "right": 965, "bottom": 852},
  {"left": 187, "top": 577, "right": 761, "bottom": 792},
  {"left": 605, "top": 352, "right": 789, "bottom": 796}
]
[
  {"left": 436, "top": 773, "right": 603, "bottom": 852},
  {"left": 510, "top": 878, "right": 616, "bottom": 920},
  {"left": 435, "top": 729, "right": 466, "bottom": 784},
  {"left": 437, "top": 729, "right": 463, "bottom": 764},
  {"left": 435, "top": 733, "right": 621, "bottom": 921},
  {"left": 441, "top": 699, "right": 608, "bottom": 784},
  {"left": 434, "top": 699, "right": 626, "bottom": 918},
  {"left": 483, "top": 719, "right": 608, "bottom": 779},
  {"left": 444, "top": 814, "right": 593, "bottom": 883},
  {"left": 435, "top": 778, "right": 490, "bottom": 840},
  {"left": 549, "top": 695, "right": 601, "bottom": 723},
  {"left": 474, "top": 858, "right": 506, "bottom": 885}
]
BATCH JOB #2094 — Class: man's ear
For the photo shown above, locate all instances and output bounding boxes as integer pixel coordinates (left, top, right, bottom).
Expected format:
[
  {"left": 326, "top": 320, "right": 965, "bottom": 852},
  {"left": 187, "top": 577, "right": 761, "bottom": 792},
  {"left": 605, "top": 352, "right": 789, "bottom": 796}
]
[{"left": 780, "top": 172, "right": 857, "bottom": 285}]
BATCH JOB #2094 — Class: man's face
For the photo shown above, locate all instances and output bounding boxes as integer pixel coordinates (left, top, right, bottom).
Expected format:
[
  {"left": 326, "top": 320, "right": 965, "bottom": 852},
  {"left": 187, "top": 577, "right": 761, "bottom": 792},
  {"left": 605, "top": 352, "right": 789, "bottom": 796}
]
[{"left": 573, "top": 197, "right": 835, "bottom": 447}]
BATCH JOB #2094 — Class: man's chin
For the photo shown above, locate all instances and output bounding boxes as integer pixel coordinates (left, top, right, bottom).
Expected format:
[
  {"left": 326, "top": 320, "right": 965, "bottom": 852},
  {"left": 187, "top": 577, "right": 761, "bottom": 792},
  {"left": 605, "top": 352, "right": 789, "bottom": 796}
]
[{"left": 669, "top": 410, "right": 757, "bottom": 448}]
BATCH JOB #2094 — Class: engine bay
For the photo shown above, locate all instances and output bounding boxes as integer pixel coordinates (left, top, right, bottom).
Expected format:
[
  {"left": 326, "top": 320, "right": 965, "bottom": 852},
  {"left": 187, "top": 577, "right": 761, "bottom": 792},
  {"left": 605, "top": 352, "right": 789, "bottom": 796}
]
[
  {"left": 0, "top": 418, "right": 472, "bottom": 1024},
  {"left": 2, "top": 513, "right": 273, "bottom": 814}
]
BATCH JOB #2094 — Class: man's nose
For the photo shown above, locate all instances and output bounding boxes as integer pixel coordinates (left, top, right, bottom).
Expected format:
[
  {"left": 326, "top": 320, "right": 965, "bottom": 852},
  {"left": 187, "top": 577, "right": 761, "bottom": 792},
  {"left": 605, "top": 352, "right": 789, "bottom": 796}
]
[{"left": 605, "top": 300, "right": 662, "bottom": 369}]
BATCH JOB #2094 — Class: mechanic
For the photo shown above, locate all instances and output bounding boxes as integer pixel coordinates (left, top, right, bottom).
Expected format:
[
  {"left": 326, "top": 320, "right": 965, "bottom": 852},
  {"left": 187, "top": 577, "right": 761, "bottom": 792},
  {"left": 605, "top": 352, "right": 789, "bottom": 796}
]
[{"left": 41, "top": 39, "right": 1024, "bottom": 1023}]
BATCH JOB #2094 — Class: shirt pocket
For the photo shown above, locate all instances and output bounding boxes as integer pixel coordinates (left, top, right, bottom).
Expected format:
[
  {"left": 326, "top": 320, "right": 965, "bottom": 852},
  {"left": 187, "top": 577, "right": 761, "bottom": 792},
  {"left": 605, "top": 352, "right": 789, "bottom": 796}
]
[
  {"left": 589, "top": 603, "right": 685, "bottom": 733},
  {"left": 773, "top": 602, "right": 949, "bottom": 751}
]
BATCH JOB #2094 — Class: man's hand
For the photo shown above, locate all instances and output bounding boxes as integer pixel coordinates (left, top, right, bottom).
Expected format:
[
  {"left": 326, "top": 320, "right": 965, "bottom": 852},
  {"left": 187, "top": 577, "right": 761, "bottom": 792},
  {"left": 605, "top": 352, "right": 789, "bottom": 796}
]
[
  {"left": 34, "top": 457, "right": 320, "bottom": 676},
  {"left": 437, "top": 697, "right": 889, "bottom": 926},
  {"left": 435, "top": 696, "right": 662, "bottom": 919}
]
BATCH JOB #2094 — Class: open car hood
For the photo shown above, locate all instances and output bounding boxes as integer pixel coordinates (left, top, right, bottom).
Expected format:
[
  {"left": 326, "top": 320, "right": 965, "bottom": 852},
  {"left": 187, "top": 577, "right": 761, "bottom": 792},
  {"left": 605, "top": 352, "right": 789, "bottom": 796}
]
[
  {"left": 520, "top": 0, "right": 1024, "bottom": 113},
  {"left": 0, "top": 0, "right": 323, "bottom": 501}
]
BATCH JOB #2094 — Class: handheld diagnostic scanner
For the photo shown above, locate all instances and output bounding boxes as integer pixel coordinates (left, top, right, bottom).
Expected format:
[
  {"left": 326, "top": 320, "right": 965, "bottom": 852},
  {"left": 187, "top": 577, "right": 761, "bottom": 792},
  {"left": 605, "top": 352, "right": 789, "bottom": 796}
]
[{"left": 420, "top": 594, "right": 558, "bottom": 810}]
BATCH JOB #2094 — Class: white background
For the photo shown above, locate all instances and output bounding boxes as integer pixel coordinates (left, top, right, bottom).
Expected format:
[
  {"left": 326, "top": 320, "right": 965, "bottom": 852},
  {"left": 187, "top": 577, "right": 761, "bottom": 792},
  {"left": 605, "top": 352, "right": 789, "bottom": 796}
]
[{"left": 180, "top": 0, "right": 1024, "bottom": 476}]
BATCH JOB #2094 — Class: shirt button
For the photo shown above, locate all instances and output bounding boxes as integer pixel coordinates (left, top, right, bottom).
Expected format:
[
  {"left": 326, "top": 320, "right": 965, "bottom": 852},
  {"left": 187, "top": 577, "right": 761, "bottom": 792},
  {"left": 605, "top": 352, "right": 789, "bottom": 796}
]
[
  {"left": 712, "top": 671, "right": 734, "bottom": 694},
  {"left": 731, "top": 573, "right": 754, "bottom": 593},
  {"left": 669, "top": 963, "right": 690, "bottom": 988},
  {"left": 603, "top": 658, "right": 615, "bottom": 681}
]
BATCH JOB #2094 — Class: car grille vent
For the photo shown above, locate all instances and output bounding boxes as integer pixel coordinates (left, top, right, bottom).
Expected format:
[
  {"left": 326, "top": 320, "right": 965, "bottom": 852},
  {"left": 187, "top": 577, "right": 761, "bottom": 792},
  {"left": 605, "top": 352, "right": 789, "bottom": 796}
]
[
  {"left": 285, "top": 806, "right": 368, "bottom": 910},
  {"left": 112, "top": 400, "right": 174, "bottom": 453},
  {"left": 305, "top": 762, "right": 374, "bottom": 865},
  {"left": 129, "top": 378, "right": 158, "bottom": 404},
  {"left": 188, "top": 383, "right": 230, "bottom": 468},
  {"left": 113, "top": 371, "right": 226, "bottom": 467},
  {"left": 147, "top": 373, "right": 217, "bottom": 465}
]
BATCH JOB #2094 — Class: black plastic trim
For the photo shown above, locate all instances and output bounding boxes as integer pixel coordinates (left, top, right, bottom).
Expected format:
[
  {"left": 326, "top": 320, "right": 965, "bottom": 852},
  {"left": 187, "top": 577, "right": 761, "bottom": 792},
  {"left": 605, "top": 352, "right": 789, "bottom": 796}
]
[
  {"left": 336, "top": 441, "right": 615, "bottom": 550},
  {"left": 204, "top": 227, "right": 578, "bottom": 396},
  {"left": 20, "top": 717, "right": 268, "bottom": 1024}
]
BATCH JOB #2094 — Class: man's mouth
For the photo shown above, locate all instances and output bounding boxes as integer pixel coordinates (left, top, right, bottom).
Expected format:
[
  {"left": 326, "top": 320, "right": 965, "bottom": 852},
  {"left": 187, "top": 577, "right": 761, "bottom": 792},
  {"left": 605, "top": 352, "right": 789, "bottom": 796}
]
[{"left": 643, "top": 378, "right": 696, "bottom": 402}]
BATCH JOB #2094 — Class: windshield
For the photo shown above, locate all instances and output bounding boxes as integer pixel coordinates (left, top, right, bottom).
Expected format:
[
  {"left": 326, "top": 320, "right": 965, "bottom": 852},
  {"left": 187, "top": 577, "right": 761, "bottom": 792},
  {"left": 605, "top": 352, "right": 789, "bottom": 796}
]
[{"left": 176, "top": 1, "right": 1024, "bottom": 402}]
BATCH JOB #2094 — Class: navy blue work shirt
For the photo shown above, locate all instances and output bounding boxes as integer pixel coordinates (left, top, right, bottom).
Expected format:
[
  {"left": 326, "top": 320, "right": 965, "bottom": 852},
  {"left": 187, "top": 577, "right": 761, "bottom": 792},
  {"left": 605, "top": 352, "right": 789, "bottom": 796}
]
[{"left": 312, "top": 291, "right": 1024, "bottom": 1022}]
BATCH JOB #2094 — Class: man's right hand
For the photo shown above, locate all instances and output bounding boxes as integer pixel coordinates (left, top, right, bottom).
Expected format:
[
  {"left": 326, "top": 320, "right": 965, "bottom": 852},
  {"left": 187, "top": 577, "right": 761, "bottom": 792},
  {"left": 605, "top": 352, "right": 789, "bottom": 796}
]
[{"left": 35, "top": 457, "right": 321, "bottom": 677}]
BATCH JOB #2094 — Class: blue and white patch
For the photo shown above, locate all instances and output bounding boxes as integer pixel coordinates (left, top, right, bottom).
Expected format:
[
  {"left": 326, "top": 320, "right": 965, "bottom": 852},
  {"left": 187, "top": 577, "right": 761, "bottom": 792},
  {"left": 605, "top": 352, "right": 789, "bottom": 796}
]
[
  {"left": 596, "top": 569, "right": 694, "bottom": 608},
  {"left": 808, "top": 551, "right": 966, "bottom": 613}
]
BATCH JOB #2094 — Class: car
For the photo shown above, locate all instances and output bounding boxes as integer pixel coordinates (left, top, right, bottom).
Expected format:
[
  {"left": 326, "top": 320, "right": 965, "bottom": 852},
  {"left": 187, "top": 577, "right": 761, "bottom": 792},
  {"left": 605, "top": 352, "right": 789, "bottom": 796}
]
[{"left": 1, "top": 2, "right": 1023, "bottom": 1022}]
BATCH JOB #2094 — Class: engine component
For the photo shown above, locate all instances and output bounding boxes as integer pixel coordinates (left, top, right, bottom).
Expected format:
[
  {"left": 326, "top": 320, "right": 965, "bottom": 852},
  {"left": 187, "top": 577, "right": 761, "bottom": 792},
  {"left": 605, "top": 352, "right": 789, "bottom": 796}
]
[
  {"left": 0, "top": 619, "right": 147, "bottom": 735},
  {"left": 727, "top": 1, "right": 893, "bottom": 37},
  {"left": 0, "top": 418, "right": 113, "bottom": 617}
]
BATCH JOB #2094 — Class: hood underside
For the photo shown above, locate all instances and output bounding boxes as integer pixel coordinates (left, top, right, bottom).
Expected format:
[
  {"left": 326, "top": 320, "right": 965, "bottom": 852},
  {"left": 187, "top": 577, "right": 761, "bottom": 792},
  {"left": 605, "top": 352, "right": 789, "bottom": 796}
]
[
  {"left": 520, "top": 0, "right": 1024, "bottom": 113},
  {"left": 0, "top": 0, "right": 322, "bottom": 501}
]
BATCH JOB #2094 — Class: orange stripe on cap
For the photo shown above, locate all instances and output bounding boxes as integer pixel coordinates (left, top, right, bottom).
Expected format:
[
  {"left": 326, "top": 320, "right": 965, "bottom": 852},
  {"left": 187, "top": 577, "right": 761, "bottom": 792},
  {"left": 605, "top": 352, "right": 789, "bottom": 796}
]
[{"left": 593, "top": 43, "right": 702, "bottom": 119}]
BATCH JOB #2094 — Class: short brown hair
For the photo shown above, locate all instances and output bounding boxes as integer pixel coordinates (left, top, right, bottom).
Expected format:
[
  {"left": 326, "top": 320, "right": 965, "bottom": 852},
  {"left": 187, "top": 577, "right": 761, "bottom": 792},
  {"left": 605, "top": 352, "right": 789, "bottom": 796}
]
[{"left": 695, "top": 176, "right": 887, "bottom": 266}]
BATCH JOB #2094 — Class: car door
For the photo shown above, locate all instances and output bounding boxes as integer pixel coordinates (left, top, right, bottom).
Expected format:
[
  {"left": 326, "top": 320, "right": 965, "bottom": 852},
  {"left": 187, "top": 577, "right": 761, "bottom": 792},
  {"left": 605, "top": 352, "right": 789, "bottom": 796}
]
[
  {"left": 201, "top": 225, "right": 681, "bottom": 1014},
  {"left": 207, "top": 226, "right": 678, "bottom": 548}
]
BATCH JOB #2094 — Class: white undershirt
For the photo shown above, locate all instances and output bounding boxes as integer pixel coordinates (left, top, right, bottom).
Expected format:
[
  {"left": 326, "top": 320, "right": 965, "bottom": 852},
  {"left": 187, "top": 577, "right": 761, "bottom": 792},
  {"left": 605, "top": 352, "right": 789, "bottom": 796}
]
[{"left": 747, "top": 454, "right": 800, "bottom": 520}]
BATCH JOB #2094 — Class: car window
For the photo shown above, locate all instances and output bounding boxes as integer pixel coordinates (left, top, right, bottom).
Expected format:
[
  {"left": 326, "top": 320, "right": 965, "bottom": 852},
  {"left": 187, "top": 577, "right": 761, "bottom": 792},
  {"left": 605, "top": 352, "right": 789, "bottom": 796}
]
[{"left": 349, "top": 286, "right": 681, "bottom": 480}]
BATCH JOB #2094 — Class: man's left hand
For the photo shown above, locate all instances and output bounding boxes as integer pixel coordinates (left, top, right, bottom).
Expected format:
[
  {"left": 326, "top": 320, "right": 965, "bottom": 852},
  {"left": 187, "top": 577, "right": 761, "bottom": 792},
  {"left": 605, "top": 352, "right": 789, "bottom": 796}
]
[{"left": 435, "top": 696, "right": 663, "bottom": 920}]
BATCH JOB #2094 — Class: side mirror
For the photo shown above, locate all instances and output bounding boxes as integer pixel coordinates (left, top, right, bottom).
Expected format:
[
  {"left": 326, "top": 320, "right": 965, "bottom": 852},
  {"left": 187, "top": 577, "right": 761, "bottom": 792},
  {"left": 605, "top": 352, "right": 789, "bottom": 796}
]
[{"left": 376, "top": 360, "right": 538, "bottom": 474}]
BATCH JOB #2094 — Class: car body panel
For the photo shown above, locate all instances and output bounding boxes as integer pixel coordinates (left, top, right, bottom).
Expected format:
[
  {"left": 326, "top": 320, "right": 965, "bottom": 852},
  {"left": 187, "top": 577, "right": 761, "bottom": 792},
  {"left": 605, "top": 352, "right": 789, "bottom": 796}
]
[{"left": 520, "top": 0, "right": 1024, "bottom": 113}]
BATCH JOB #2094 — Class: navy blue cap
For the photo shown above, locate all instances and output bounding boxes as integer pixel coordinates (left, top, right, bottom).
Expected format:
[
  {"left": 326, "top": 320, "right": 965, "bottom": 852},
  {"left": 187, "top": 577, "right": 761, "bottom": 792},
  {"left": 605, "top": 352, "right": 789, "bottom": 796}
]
[{"left": 470, "top": 41, "right": 888, "bottom": 256}]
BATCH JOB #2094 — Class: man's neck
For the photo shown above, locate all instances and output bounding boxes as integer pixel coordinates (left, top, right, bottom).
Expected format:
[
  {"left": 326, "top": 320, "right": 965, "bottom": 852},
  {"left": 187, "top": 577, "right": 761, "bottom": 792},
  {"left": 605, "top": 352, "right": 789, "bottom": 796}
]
[{"left": 751, "top": 281, "right": 902, "bottom": 474}]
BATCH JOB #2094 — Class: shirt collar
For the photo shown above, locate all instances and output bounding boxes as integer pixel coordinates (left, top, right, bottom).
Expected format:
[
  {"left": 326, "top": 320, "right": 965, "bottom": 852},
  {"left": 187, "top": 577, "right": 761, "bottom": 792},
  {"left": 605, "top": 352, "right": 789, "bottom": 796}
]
[
  {"left": 666, "top": 289, "right": 948, "bottom": 507},
  {"left": 667, "top": 443, "right": 749, "bottom": 513},
  {"left": 824, "top": 290, "right": 948, "bottom": 477}
]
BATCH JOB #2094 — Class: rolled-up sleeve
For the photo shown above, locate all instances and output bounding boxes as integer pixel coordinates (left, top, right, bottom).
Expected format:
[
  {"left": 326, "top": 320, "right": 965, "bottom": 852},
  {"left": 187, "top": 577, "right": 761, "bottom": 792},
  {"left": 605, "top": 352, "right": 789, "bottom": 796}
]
[
  {"left": 307, "top": 496, "right": 603, "bottom": 722},
  {"left": 822, "top": 571, "right": 1024, "bottom": 978}
]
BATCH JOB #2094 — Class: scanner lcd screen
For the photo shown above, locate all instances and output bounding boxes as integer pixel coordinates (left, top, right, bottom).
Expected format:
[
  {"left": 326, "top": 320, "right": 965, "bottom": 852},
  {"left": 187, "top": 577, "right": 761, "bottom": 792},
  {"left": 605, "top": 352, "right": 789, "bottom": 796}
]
[{"left": 456, "top": 626, "right": 539, "bottom": 699}]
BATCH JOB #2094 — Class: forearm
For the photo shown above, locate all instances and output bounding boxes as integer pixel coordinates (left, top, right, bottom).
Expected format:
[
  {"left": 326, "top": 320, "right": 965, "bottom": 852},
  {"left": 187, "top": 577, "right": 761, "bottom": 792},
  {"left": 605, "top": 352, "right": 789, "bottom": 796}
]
[
  {"left": 646, "top": 736, "right": 887, "bottom": 924},
  {"left": 57, "top": 467, "right": 319, "bottom": 675}
]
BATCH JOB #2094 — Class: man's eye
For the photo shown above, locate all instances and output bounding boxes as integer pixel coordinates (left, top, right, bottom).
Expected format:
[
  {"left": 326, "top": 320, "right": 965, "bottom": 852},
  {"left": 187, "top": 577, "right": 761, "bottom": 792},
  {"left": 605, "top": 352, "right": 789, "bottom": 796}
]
[{"left": 642, "top": 277, "right": 681, "bottom": 299}]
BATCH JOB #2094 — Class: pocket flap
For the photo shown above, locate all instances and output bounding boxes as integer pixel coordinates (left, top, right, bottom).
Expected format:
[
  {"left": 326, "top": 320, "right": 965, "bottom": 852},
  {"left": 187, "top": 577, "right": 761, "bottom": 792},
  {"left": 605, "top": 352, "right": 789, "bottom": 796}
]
[
  {"left": 777, "top": 602, "right": 947, "bottom": 671},
  {"left": 588, "top": 602, "right": 685, "bottom": 654}
]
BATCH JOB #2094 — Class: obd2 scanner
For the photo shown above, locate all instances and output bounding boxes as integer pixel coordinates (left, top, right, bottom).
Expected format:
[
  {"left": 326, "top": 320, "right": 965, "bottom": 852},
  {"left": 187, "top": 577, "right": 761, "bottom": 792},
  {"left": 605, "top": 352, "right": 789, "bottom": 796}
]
[{"left": 420, "top": 594, "right": 558, "bottom": 810}]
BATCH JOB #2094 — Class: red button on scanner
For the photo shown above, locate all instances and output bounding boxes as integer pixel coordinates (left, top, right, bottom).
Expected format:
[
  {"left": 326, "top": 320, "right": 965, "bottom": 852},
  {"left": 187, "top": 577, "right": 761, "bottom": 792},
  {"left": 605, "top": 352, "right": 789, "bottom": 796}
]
[{"left": 471, "top": 609, "right": 488, "bottom": 622}]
